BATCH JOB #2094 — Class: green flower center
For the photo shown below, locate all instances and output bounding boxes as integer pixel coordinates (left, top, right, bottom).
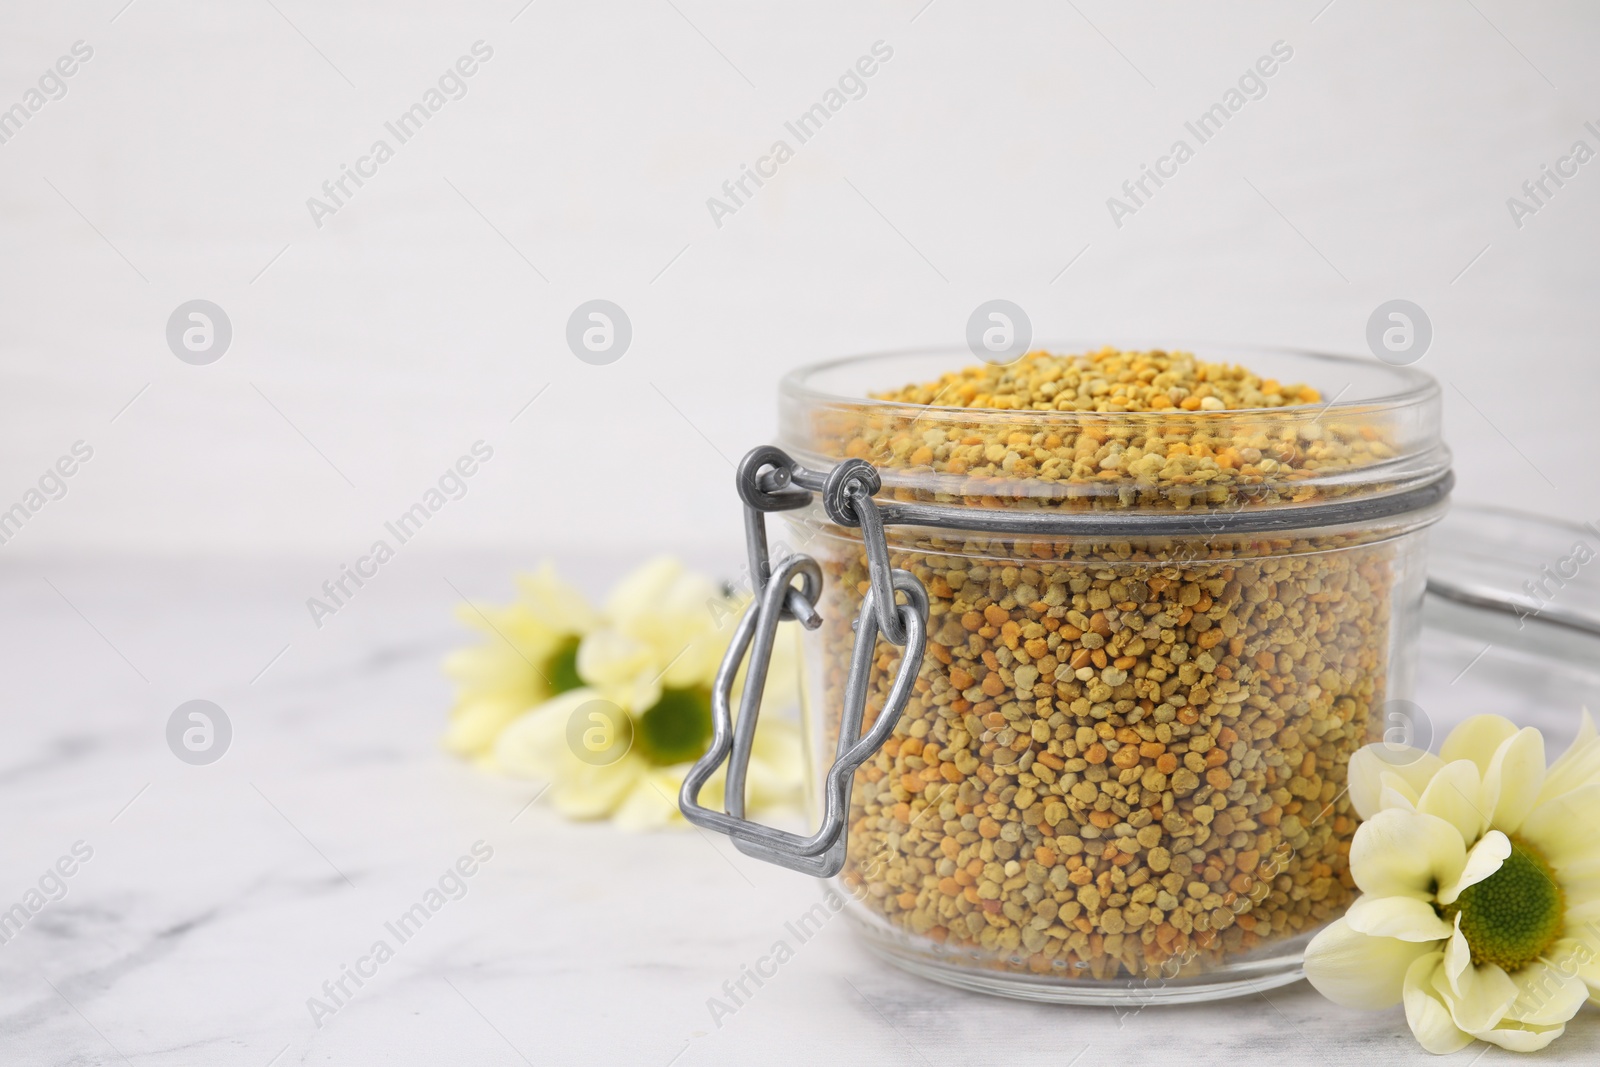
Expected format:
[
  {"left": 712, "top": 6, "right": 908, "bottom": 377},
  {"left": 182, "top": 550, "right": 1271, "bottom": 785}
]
[
  {"left": 633, "top": 687, "right": 714, "bottom": 766},
  {"left": 1440, "top": 836, "right": 1564, "bottom": 972},
  {"left": 542, "top": 635, "right": 585, "bottom": 695}
]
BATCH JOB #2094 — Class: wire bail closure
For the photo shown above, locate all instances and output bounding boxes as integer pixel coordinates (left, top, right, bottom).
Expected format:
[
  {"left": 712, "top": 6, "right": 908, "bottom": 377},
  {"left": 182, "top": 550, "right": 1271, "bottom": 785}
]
[{"left": 679, "top": 446, "right": 929, "bottom": 877}]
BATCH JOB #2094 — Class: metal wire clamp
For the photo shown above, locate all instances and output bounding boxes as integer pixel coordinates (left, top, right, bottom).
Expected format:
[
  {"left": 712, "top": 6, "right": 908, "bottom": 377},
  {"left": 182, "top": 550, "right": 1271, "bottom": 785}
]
[{"left": 679, "top": 446, "right": 929, "bottom": 876}]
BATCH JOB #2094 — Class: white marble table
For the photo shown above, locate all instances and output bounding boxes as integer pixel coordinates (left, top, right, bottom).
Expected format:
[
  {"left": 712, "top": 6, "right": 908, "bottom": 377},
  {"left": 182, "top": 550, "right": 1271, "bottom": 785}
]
[{"left": 2, "top": 553, "right": 1596, "bottom": 1066}]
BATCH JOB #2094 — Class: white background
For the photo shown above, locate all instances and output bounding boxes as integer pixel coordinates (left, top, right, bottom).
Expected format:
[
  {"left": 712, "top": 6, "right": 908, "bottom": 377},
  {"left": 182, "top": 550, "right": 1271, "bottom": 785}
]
[{"left": 3, "top": 0, "right": 1599, "bottom": 569}]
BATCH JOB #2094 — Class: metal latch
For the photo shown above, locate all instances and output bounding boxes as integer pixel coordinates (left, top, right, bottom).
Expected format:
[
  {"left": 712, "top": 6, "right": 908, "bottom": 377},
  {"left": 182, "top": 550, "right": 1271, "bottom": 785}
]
[{"left": 678, "top": 446, "right": 928, "bottom": 877}]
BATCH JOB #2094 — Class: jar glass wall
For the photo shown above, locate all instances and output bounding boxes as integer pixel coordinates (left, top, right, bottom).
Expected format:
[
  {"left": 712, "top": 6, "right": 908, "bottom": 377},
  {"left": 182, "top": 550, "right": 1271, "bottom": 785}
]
[{"left": 791, "top": 517, "right": 1436, "bottom": 1001}]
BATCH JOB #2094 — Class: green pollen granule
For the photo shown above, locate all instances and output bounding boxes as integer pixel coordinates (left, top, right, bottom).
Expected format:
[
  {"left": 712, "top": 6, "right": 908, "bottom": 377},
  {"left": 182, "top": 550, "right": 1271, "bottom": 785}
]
[{"left": 1442, "top": 837, "right": 1565, "bottom": 972}]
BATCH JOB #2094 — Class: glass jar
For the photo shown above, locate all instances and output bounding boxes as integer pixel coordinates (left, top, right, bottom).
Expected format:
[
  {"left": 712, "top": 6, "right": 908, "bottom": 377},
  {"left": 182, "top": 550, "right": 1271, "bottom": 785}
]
[{"left": 683, "top": 344, "right": 1451, "bottom": 1004}]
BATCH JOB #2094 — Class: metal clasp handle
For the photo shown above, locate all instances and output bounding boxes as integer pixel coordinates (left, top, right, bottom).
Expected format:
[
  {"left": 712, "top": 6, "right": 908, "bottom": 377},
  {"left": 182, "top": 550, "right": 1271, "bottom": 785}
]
[{"left": 679, "top": 447, "right": 928, "bottom": 877}]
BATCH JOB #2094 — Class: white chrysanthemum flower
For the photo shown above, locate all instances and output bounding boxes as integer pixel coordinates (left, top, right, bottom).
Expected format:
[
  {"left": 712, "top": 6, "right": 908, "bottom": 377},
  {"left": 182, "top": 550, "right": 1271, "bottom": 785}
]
[
  {"left": 442, "top": 564, "right": 598, "bottom": 757},
  {"left": 1304, "top": 711, "right": 1600, "bottom": 1053},
  {"left": 489, "top": 557, "right": 804, "bottom": 830}
]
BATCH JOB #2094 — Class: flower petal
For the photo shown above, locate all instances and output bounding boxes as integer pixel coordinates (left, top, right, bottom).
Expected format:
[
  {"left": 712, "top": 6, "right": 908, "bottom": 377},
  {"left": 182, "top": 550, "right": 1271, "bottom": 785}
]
[
  {"left": 1553, "top": 852, "right": 1600, "bottom": 901},
  {"left": 442, "top": 641, "right": 538, "bottom": 690},
  {"left": 1303, "top": 917, "right": 1434, "bottom": 1009},
  {"left": 548, "top": 757, "right": 645, "bottom": 819},
  {"left": 1504, "top": 954, "right": 1591, "bottom": 1027},
  {"left": 1442, "top": 918, "right": 1471, "bottom": 994},
  {"left": 1402, "top": 952, "right": 1473, "bottom": 1055},
  {"left": 1482, "top": 727, "right": 1545, "bottom": 833},
  {"left": 605, "top": 557, "right": 724, "bottom": 659},
  {"left": 491, "top": 689, "right": 647, "bottom": 820},
  {"left": 443, "top": 696, "right": 530, "bottom": 756},
  {"left": 603, "top": 556, "right": 686, "bottom": 625},
  {"left": 611, "top": 768, "right": 689, "bottom": 830},
  {"left": 577, "top": 628, "right": 663, "bottom": 712},
  {"left": 1378, "top": 781, "right": 1420, "bottom": 813},
  {"left": 1570, "top": 935, "right": 1600, "bottom": 998},
  {"left": 1437, "top": 830, "right": 1511, "bottom": 906},
  {"left": 1349, "top": 810, "right": 1467, "bottom": 900},
  {"left": 1567, "top": 896, "right": 1600, "bottom": 930},
  {"left": 1436, "top": 953, "right": 1518, "bottom": 1034},
  {"left": 1414, "top": 759, "right": 1488, "bottom": 844},
  {"left": 515, "top": 563, "right": 599, "bottom": 631},
  {"left": 1519, "top": 782, "right": 1600, "bottom": 871},
  {"left": 1344, "top": 894, "right": 1455, "bottom": 942},
  {"left": 494, "top": 690, "right": 593, "bottom": 779},
  {"left": 1441, "top": 714, "right": 1520, "bottom": 773},
  {"left": 1348, "top": 744, "right": 1444, "bottom": 820},
  {"left": 1538, "top": 707, "right": 1600, "bottom": 806},
  {"left": 1471, "top": 1023, "right": 1567, "bottom": 1053}
]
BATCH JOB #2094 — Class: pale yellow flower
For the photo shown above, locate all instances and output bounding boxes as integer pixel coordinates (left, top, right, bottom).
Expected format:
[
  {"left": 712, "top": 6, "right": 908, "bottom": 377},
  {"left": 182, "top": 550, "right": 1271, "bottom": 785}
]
[
  {"left": 1304, "top": 710, "right": 1600, "bottom": 1053},
  {"left": 493, "top": 684, "right": 802, "bottom": 831},
  {"left": 442, "top": 564, "right": 598, "bottom": 757},
  {"left": 488, "top": 556, "right": 804, "bottom": 830}
]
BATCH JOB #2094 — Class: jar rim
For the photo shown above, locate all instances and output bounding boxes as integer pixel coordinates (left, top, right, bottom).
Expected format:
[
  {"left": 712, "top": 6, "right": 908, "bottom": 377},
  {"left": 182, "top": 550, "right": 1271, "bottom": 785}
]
[
  {"left": 777, "top": 342, "right": 1450, "bottom": 519},
  {"left": 780, "top": 342, "right": 1440, "bottom": 419}
]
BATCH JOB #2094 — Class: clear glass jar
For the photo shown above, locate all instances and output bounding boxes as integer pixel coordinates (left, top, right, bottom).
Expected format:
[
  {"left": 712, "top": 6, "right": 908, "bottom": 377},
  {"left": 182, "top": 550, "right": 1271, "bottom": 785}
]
[{"left": 770, "top": 345, "right": 1451, "bottom": 1003}]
